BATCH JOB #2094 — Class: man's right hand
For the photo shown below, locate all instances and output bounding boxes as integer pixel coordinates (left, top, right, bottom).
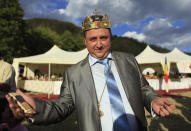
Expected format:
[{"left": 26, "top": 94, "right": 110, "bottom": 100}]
[{"left": 5, "top": 89, "right": 36, "bottom": 119}]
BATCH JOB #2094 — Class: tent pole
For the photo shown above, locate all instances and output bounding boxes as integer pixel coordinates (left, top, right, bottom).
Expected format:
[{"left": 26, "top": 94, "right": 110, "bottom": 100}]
[
  {"left": 24, "top": 65, "right": 27, "bottom": 77},
  {"left": 49, "top": 63, "right": 51, "bottom": 80}
]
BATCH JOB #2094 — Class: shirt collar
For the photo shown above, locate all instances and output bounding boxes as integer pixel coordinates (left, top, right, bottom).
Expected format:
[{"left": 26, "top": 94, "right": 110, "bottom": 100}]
[{"left": 89, "top": 52, "right": 113, "bottom": 66}]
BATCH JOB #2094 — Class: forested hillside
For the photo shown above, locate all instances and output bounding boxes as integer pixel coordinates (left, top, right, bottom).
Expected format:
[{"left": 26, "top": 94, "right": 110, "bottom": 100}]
[
  {"left": 26, "top": 18, "right": 81, "bottom": 35},
  {"left": 25, "top": 18, "right": 170, "bottom": 56}
]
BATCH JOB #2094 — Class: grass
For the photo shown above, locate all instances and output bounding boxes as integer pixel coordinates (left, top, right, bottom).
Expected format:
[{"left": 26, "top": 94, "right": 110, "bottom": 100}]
[{"left": 24, "top": 91, "right": 191, "bottom": 131}]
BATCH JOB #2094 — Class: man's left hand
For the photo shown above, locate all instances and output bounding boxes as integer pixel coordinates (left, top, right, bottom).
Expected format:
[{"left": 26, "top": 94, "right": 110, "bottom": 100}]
[{"left": 152, "top": 97, "right": 175, "bottom": 117}]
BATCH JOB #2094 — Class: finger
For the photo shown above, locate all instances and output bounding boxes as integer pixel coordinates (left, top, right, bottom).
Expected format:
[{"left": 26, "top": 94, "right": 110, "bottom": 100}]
[
  {"left": 159, "top": 109, "right": 165, "bottom": 117},
  {"left": 10, "top": 105, "right": 23, "bottom": 119},
  {"left": 16, "top": 89, "right": 36, "bottom": 110},
  {"left": 14, "top": 108, "right": 25, "bottom": 119},
  {"left": 164, "top": 104, "right": 176, "bottom": 114},
  {"left": 6, "top": 96, "right": 17, "bottom": 110},
  {"left": 16, "top": 108, "right": 25, "bottom": 116},
  {"left": 158, "top": 105, "right": 171, "bottom": 117},
  {"left": 16, "top": 89, "right": 24, "bottom": 96},
  {"left": 163, "top": 99, "right": 171, "bottom": 106},
  {"left": 16, "top": 89, "right": 29, "bottom": 99},
  {"left": 6, "top": 94, "right": 14, "bottom": 103},
  {"left": 6, "top": 94, "right": 26, "bottom": 119},
  {"left": 10, "top": 99, "right": 19, "bottom": 108},
  {"left": 161, "top": 107, "right": 170, "bottom": 116}
]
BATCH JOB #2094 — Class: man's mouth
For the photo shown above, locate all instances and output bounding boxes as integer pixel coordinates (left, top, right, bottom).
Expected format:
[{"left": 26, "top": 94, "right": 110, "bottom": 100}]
[
  {"left": 95, "top": 49, "right": 103, "bottom": 52},
  {"left": 96, "top": 47, "right": 103, "bottom": 50}
]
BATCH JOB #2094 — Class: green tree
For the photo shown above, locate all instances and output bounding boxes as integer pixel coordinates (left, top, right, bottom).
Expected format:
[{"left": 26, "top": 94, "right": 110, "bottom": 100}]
[
  {"left": 111, "top": 35, "right": 147, "bottom": 56},
  {"left": 23, "top": 25, "right": 85, "bottom": 56},
  {"left": 35, "top": 26, "right": 60, "bottom": 44},
  {"left": 58, "top": 30, "right": 85, "bottom": 51},
  {"left": 0, "top": 0, "right": 26, "bottom": 63},
  {"left": 23, "top": 26, "right": 57, "bottom": 56}
]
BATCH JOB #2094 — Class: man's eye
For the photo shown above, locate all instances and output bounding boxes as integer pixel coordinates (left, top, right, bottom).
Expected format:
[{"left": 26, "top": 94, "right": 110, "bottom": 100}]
[
  {"left": 100, "top": 36, "right": 108, "bottom": 40},
  {"left": 90, "top": 37, "right": 97, "bottom": 41}
]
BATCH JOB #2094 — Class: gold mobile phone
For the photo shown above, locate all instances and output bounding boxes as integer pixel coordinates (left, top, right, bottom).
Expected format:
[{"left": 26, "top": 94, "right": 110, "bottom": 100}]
[{"left": 8, "top": 93, "right": 36, "bottom": 114}]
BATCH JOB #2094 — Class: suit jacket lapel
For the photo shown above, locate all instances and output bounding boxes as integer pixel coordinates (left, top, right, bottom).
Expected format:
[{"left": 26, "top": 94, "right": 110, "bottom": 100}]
[
  {"left": 112, "top": 52, "right": 137, "bottom": 111},
  {"left": 76, "top": 55, "right": 102, "bottom": 131},
  {"left": 112, "top": 53, "right": 131, "bottom": 99},
  {"left": 112, "top": 52, "right": 146, "bottom": 125},
  {"left": 80, "top": 55, "right": 99, "bottom": 112}
]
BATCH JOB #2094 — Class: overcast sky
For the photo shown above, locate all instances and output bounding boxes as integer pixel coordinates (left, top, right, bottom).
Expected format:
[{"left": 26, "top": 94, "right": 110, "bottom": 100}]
[{"left": 18, "top": 0, "right": 191, "bottom": 53}]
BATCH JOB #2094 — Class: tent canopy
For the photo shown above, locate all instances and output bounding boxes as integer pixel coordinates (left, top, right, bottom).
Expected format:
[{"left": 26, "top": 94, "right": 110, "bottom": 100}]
[
  {"left": 13, "top": 45, "right": 88, "bottom": 64},
  {"left": 135, "top": 45, "right": 191, "bottom": 74},
  {"left": 136, "top": 46, "right": 167, "bottom": 64},
  {"left": 136, "top": 45, "right": 191, "bottom": 64}
]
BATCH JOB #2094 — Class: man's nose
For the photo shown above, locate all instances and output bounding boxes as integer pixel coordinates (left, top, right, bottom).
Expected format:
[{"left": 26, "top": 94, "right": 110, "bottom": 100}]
[{"left": 96, "top": 39, "right": 102, "bottom": 47}]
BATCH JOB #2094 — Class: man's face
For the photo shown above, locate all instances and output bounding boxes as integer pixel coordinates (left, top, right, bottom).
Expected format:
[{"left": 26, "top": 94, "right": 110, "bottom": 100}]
[{"left": 84, "top": 28, "right": 111, "bottom": 59}]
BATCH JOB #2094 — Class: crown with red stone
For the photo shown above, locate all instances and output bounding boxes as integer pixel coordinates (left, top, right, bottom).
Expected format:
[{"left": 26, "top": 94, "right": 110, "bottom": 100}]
[{"left": 81, "top": 9, "right": 111, "bottom": 32}]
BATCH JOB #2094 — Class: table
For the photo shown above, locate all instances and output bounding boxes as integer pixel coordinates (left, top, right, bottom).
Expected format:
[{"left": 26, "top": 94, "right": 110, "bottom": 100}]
[
  {"left": 17, "top": 80, "right": 62, "bottom": 95},
  {"left": 147, "top": 78, "right": 191, "bottom": 90}
]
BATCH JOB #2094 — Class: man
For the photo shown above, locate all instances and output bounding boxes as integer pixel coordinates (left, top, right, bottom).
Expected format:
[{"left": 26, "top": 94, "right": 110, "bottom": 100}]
[
  {"left": 6, "top": 10, "right": 175, "bottom": 131},
  {"left": 0, "top": 52, "right": 16, "bottom": 92}
]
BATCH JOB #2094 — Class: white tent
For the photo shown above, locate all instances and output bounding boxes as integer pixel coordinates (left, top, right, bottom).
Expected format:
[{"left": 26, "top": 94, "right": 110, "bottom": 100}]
[
  {"left": 167, "top": 48, "right": 191, "bottom": 73},
  {"left": 166, "top": 48, "right": 191, "bottom": 62},
  {"left": 13, "top": 45, "right": 88, "bottom": 64},
  {"left": 12, "top": 45, "right": 89, "bottom": 80},
  {"left": 136, "top": 45, "right": 168, "bottom": 64},
  {"left": 135, "top": 45, "right": 191, "bottom": 74},
  {"left": 135, "top": 46, "right": 170, "bottom": 74}
]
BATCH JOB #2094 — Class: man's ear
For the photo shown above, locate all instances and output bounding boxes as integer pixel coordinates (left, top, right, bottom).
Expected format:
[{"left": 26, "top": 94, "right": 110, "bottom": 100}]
[{"left": 84, "top": 38, "right": 87, "bottom": 46}]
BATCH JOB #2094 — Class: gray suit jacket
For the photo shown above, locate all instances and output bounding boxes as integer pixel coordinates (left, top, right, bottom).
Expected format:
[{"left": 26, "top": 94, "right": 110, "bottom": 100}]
[{"left": 34, "top": 51, "right": 159, "bottom": 131}]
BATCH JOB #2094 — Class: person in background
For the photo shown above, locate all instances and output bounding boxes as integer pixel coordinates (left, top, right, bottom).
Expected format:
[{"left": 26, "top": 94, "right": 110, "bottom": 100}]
[
  {"left": 0, "top": 52, "right": 16, "bottom": 92},
  {"left": 34, "top": 69, "right": 41, "bottom": 80},
  {"left": 6, "top": 10, "right": 175, "bottom": 131}
]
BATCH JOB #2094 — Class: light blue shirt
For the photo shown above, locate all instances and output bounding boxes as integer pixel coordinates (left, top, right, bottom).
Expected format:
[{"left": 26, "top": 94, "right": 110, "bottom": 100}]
[{"left": 89, "top": 53, "right": 138, "bottom": 131}]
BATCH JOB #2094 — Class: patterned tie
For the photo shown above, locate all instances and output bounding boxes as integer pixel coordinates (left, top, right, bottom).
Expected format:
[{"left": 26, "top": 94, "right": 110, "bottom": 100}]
[{"left": 98, "top": 58, "right": 131, "bottom": 131}]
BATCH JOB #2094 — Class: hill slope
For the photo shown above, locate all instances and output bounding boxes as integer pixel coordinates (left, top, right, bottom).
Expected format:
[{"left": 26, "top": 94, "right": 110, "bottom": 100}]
[
  {"left": 25, "top": 18, "right": 171, "bottom": 55},
  {"left": 25, "top": 18, "right": 81, "bottom": 35}
]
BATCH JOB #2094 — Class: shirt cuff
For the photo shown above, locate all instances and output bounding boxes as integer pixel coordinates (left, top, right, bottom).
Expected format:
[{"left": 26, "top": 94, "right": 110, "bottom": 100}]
[
  {"left": 151, "top": 103, "right": 156, "bottom": 117},
  {"left": 26, "top": 117, "right": 35, "bottom": 123}
]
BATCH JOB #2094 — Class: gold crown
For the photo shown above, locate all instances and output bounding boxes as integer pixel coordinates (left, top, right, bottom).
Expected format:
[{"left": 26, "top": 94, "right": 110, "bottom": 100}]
[{"left": 81, "top": 9, "right": 111, "bottom": 32}]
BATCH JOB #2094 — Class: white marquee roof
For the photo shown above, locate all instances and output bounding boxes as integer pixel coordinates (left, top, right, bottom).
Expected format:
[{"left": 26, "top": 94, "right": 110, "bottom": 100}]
[
  {"left": 135, "top": 45, "right": 191, "bottom": 73},
  {"left": 136, "top": 45, "right": 191, "bottom": 64},
  {"left": 13, "top": 45, "right": 89, "bottom": 64},
  {"left": 136, "top": 46, "right": 167, "bottom": 64},
  {"left": 167, "top": 48, "right": 191, "bottom": 62}
]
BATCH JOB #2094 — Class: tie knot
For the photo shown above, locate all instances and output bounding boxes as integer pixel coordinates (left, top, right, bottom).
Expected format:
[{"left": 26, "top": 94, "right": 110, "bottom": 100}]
[{"left": 97, "top": 58, "right": 109, "bottom": 69}]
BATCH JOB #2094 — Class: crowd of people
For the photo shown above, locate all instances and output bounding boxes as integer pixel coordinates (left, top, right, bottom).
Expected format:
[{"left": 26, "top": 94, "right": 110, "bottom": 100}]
[
  {"left": 18, "top": 69, "right": 64, "bottom": 81},
  {"left": 143, "top": 71, "right": 191, "bottom": 80}
]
